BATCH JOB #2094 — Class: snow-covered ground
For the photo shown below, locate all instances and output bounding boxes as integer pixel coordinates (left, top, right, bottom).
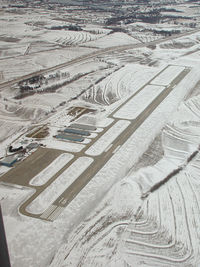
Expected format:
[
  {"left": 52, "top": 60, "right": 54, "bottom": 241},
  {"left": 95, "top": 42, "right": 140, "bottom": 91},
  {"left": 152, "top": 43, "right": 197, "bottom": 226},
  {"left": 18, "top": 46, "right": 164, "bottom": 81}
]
[
  {"left": 76, "top": 115, "right": 114, "bottom": 128},
  {"left": 151, "top": 65, "right": 185, "bottom": 86},
  {"left": 0, "top": 46, "right": 97, "bottom": 82},
  {"left": 113, "top": 85, "right": 165, "bottom": 120},
  {"left": 41, "top": 30, "right": 106, "bottom": 46},
  {"left": 81, "top": 64, "right": 163, "bottom": 106},
  {"left": 0, "top": 9, "right": 108, "bottom": 59},
  {"left": 82, "top": 32, "right": 140, "bottom": 49}
]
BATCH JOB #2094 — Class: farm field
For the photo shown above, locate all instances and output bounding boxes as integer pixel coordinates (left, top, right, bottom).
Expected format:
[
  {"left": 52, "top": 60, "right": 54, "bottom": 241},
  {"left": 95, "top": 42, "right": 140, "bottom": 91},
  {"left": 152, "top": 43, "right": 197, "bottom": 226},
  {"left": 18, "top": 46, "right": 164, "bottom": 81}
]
[
  {"left": 81, "top": 64, "right": 162, "bottom": 106},
  {"left": 82, "top": 32, "right": 140, "bottom": 48},
  {"left": 0, "top": 46, "right": 97, "bottom": 82}
]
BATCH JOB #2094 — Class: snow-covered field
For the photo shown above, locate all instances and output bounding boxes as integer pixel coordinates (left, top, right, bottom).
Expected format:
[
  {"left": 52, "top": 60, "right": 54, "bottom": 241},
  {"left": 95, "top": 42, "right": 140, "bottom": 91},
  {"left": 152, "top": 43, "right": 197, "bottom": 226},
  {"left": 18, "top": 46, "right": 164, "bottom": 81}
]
[
  {"left": 0, "top": 9, "right": 108, "bottom": 60},
  {"left": 41, "top": 30, "right": 106, "bottom": 46},
  {"left": 113, "top": 85, "right": 165, "bottom": 120},
  {"left": 21, "top": 93, "right": 68, "bottom": 111},
  {"left": 121, "top": 97, "right": 200, "bottom": 267},
  {"left": 0, "top": 46, "right": 97, "bottom": 82},
  {"left": 130, "top": 31, "right": 162, "bottom": 43},
  {"left": 0, "top": 120, "right": 26, "bottom": 158},
  {"left": 151, "top": 65, "right": 185, "bottom": 86},
  {"left": 82, "top": 64, "right": 162, "bottom": 106},
  {"left": 82, "top": 32, "right": 140, "bottom": 49},
  {"left": 0, "top": 120, "right": 24, "bottom": 143}
]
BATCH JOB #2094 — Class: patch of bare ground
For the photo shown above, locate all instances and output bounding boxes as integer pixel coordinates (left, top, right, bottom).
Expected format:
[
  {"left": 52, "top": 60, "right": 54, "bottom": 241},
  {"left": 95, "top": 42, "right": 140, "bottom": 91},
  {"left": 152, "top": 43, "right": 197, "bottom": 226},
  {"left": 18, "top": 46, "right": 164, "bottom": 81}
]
[
  {"left": 185, "top": 79, "right": 200, "bottom": 100},
  {"left": 68, "top": 106, "right": 96, "bottom": 121},
  {"left": 26, "top": 126, "right": 49, "bottom": 139},
  {"left": 0, "top": 36, "right": 21, "bottom": 42},
  {"left": 0, "top": 71, "right": 4, "bottom": 81},
  {"left": 132, "top": 133, "right": 164, "bottom": 172}
]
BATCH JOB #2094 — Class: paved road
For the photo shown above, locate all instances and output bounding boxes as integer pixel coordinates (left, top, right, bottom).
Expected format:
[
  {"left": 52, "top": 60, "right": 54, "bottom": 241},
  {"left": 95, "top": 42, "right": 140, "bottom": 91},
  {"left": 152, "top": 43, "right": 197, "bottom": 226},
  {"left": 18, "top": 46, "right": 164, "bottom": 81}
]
[
  {"left": 0, "top": 28, "right": 199, "bottom": 91},
  {"left": 18, "top": 66, "right": 190, "bottom": 221}
]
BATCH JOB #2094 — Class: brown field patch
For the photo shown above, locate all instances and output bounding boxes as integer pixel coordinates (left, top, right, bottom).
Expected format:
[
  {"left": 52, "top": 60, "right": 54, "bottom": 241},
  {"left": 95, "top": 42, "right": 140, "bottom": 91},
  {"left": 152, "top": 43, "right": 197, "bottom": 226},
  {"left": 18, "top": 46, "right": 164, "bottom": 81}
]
[
  {"left": 26, "top": 126, "right": 49, "bottom": 139},
  {"left": 68, "top": 106, "right": 96, "bottom": 121}
]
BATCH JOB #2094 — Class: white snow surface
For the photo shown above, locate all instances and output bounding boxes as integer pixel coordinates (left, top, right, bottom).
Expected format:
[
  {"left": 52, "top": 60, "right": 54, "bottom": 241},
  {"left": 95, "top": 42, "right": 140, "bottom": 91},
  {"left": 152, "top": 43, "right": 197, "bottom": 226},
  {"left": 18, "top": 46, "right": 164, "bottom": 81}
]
[
  {"left": 83, "top": 32, "right": 140, "bottom": 49},
  {"left": 0, "top": 46, "right": 97, "bottom": 82},
  {"left": 113, "top": 85, "right": 165, "bottom": 120},
  {"left": 151, "top": 65, "right": 185, "bottom": 86},
  {"left": 82, "top": 64, "right": 163, "bottom": 106}
]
